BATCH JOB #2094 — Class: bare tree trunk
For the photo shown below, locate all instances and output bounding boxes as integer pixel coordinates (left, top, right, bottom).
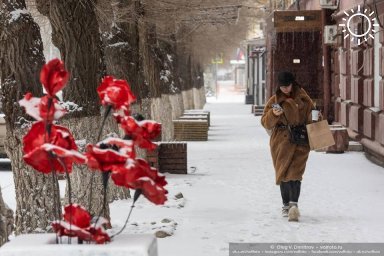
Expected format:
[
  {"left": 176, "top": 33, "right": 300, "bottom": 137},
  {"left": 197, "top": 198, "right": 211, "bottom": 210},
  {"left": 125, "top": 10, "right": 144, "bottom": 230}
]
[
  {"left": 163, "top": 37, "right": 186, "bottom": 120},
  {"left": 96, "top": 0, "right": 147, "bottom": 200},
  {"left": 99, "top": 0, "right": 151, "bottom": 129},
  {"left": 0, "top": 0, "right": 59, "bottom": 234},
  {"left": 192, "top": 62, "right": 206, "bottom": 109},
  {"left": 100, "top": 0, "right": 147, "bottom": 101},
  {"left": 0, "top": 187, "right": 13, "bottom": 246},
  {"left": 139, "top": 22, "right": 176, "bottom": 140},
  {"left": 36, "top": 0, "right": 109, "bottom": 219},
  {"left": 179, "top": 53, "right": 194, "bottom": 110},
  {"left": 153, "top": 38, "right": 186, "bottom": 140}
]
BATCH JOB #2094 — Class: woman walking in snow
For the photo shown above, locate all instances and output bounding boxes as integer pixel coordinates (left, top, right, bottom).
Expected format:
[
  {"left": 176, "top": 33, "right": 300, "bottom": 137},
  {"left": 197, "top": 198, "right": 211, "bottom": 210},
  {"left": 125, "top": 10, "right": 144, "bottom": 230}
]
[{"left": 261, "top": 71, "right": 315, "bottom": 222}]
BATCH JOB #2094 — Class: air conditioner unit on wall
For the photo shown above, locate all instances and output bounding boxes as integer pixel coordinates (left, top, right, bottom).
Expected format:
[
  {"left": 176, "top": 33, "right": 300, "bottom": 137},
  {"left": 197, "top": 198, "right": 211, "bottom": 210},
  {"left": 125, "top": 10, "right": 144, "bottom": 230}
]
[
  {"left": 324, "top": 25, "right": 338, "bottom": 44},
  {"left": 319, "top": 0, "right": 338, "bottom": 9}
]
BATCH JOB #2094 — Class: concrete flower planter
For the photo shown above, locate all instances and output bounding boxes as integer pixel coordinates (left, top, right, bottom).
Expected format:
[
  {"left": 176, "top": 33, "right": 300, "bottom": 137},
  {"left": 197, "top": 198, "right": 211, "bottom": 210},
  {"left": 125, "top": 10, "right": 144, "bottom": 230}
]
[{"left": 0, "top": 233, "right": 157, "bottom": 256}]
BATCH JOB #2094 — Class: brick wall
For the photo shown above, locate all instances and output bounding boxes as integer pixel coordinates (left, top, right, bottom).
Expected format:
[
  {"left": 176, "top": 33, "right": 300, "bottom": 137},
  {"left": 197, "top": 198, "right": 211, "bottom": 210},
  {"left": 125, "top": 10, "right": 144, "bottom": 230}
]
[{"left": 363, "top": 109, "right": 375, "bottom": 139}]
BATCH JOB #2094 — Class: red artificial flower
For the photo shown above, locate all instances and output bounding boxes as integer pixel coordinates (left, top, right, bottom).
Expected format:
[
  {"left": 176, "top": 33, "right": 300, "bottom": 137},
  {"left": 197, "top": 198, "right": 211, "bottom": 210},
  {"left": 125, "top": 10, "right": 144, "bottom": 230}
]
[
  {"left": 140, "top": 120, "right": 162, "bottom": 140},
  {"left": 19, "top": 93, "right": 67, "bottom": 122},
  {"left": 88, "top": 220, "right": 111, "bottom": 244},
  {"left": 63, "top": 204, "right": 91, "bottom": 229},
  {"left": 23, "top": 121, "right": 84, "bottom": 173},
  {"left": 52, "top": 204, "right": 110, "bottom": 244},
  {"left": 40, "top": 59, "right": 69, "bottom": 96},
  {"left": 52, "top": 221, "right": 92, "bottom": 240},
  {"left": 115, "top": 115, "right": 161, "bottom": 150},
  {"left": 97, "top": 76, "right": 136, "bottom": 111},
  {"left": 111, "top": 158, "right": 167, "bottom": 204},
  {"left": 85, "top": 138, "right": 135, "bottom": 172},
  {"left": 24, "top": 144, "right": 86, "bottom": 174},
  {"left": 23, "top": 121, "right": 77, "bottom": 154},
  {"left": 139, "top": 177, "right": 168, "bottom": 205}
]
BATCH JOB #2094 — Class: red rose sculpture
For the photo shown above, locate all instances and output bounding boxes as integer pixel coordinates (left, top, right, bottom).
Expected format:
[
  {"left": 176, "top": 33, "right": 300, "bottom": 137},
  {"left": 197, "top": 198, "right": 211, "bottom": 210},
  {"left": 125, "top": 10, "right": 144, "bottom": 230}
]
[
  {"left": 52, "top": 204, "right": 110, "bottom": 244},
  {"left": 115, "top": 115, "right": 161, "bottom": 150},
  {"left": 110, "top": 158, "right": 167, "bottom": 205},
  {"left": 40, "top": 58, "right": 69, "bottom": 96},
  {"left": 19, "top": 93, "right": 67, "bottom": 122},
  {"left": 21, "top": 59, "right": 167, "bottom": 244},
  {"left": 85, "top": 138, "right": 135, "bottom": 172},
  {"left": 23, "top": 121, "right": 85, "bottom": 173},
  {"left": 97, "top": 76, "right": 136, "bottom": 112}
]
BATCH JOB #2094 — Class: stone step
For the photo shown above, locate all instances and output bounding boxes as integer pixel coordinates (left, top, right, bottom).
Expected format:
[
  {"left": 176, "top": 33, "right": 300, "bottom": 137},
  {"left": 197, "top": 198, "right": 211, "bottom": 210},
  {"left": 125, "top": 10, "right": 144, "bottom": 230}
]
[
  {"left": 252, "top": 105, "right": 264, "bottom": 113},
  {"left": 348, "top": 141, "right": 363, "bottom": 151},
  {"left": 254, "top": 112, "right": 263, "bottom": 116}
]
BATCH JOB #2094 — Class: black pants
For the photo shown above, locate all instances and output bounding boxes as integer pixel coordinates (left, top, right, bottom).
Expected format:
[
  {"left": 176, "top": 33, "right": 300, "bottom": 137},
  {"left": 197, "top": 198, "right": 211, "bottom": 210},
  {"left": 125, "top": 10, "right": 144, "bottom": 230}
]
[{"left": 280, "top": 181, "right": 301, "bottom": 205}]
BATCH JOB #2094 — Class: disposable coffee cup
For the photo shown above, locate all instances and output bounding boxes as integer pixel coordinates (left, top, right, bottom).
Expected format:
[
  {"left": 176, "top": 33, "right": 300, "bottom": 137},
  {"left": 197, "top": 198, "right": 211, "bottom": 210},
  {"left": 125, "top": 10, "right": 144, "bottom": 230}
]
[{"left": 311, "top": 110, "right": 320, "bottom": 121}]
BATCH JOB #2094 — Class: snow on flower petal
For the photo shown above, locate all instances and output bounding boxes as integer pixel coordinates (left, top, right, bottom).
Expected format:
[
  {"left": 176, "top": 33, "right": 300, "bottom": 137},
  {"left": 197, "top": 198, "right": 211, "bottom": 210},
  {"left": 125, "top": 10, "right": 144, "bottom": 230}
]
[
  {"left": 23, "top": 144, "right": 85, "bottom": 174},
  {"left": 114, "top": 115, "right": 161, "bottom": 150},
  {"left": 42, "top": 144, "right": 86, "bottom": 165},
  {"left": 110, "top": 158, "right": 167, "bottom": 204},
  {"left": 23, "top": 122, "right": 80, "bottom": 173},
  {"left": 97, "top": 76, "right": 136, "bottom": 111},
  {"left": 23, "top": 121, "right": 78, "bottom": 154},
  {"left": 39, "top": 96, "right": 67, "bottom": 121},
  {"left": 138, "top": 176, "right": 168, "bottom": 205},
  {"left": 19, "top": 93, "right": 42, "bottom": 121},
  {"left": 139, "top": 120, "right": 162, "bottom": 140},
  {"left": 52, "top": 204, "right": 110, "bottom": 243},
  {"left": 52, "top": 220, "right": 92, "bottom": 239},
  {"left": 88, "top": 227, "right": 111, "bottom": 244},
  {"left": 19, "top": 93, "right": 67, "bottom": 122},
  {"left": 85, "top": 138, "right": 134, "bottom": 172},
  {"left": 87, "top": 218, "right": 111, "bottom": 244}
]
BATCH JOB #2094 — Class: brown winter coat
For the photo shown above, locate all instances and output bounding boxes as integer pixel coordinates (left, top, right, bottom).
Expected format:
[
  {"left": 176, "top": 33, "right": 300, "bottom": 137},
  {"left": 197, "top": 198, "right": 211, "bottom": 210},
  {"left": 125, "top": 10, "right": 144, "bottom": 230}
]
[{"left": 261, "top": 87, "right": 314, "bottom": 185}]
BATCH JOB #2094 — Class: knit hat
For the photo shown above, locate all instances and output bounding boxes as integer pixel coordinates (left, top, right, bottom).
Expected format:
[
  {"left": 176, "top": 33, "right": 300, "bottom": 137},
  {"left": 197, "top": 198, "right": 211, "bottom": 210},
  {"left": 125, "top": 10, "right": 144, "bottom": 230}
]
[{"left": 277, "top": 71, "right": 295, "bottom": 86}]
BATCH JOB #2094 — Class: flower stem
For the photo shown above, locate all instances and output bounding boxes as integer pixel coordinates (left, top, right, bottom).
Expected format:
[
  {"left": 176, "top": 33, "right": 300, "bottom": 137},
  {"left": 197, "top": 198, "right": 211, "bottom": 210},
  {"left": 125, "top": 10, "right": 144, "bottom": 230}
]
[
  {"left": 57, "top": 158, "right": 72, "bottom": 206},
  {"left": 64, "top": 166, "right": 72, "bottom": 207},
  {"left": 110, "top": 189, "right": 142, "bottom": 239},
  {"left": 89, "top": 105, "right": 112, "bottom": 213},
  {"left": 50, "top": 171, "right": 58, "bottom": 219},
  {"left": 57, "top": 158, "right": 74, "bottom": 244},
  {"left": 97, "top": 105, "right": 112, "bottom": 142},
  {"left": 45, "top": 97, "right": 53, "bottom": 138},
  {"left": 52, "top": 174, "right": 58, "bottom": 244},
  {"left": 46, "top": 98, "right": 60, "bottom": 223},
  {"left": 101, "top": 172, "right": 110, "bottom": 217}
]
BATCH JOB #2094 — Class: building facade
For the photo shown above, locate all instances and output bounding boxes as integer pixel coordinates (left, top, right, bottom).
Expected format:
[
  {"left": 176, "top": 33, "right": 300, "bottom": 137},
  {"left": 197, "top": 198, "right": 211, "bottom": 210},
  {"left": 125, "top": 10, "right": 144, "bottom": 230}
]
[{"left": 264, "top": 0, "right": 384, "bottom": 164}]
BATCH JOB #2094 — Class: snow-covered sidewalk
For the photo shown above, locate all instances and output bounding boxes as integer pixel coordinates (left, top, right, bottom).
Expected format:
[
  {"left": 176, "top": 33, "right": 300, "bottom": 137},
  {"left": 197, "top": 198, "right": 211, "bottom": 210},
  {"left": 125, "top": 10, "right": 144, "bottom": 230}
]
[
  {"left": 110, "top": 101, "right": 384, "bottom": 255},
  {"left": 156, "top": 101, "right": 384, "bottom": 255},
  {"left": 1, "top": 100, "right": 384, "bottom": 256}
]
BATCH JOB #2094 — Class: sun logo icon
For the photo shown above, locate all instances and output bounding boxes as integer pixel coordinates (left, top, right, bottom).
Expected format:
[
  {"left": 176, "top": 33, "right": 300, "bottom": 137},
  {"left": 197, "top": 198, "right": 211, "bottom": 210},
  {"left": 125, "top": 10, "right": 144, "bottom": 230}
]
[{"left": 339, "top": 5, "right": 379, "bottom": 45}]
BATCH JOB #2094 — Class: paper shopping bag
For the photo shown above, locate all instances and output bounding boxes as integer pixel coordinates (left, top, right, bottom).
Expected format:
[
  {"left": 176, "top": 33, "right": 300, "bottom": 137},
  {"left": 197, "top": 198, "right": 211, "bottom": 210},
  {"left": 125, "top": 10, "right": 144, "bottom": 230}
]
[{"left": 306, "top": 120, "right": 335, "bottom": 150}]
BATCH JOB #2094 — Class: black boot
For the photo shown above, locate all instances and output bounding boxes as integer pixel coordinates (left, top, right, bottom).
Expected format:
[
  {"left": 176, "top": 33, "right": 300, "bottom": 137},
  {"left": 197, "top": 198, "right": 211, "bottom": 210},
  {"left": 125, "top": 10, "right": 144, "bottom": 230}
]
[
  {"left": 288, "top": 180, "right": 301, "bottom": 203},
  {"left": 280, "top": 182, "right": 290, "bottom": 217},
  {"left": 280, "top": 182, "right": 290, "bottom": 205}
]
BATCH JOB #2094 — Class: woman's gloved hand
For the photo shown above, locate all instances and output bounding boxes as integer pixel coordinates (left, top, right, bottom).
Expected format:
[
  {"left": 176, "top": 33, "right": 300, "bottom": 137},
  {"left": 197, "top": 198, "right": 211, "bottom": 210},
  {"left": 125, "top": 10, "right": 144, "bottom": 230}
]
[{"left": 272, "top": 108, "right": 284, "bottom": 116}]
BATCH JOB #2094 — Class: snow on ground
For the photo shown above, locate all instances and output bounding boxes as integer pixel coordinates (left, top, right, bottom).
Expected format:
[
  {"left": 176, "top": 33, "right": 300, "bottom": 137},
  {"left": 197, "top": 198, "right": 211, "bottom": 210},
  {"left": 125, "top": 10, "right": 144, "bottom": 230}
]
[{"left": 1, "top": 84, "right": 384, "bottom": 255}]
